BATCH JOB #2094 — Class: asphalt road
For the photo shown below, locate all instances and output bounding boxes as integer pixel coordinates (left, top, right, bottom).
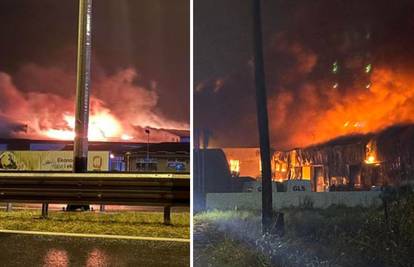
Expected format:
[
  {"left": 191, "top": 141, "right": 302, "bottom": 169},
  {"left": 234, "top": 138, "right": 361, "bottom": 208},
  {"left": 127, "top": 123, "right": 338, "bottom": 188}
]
[{"left": 0, "top": 233, "right": 189, "bottom": 267}]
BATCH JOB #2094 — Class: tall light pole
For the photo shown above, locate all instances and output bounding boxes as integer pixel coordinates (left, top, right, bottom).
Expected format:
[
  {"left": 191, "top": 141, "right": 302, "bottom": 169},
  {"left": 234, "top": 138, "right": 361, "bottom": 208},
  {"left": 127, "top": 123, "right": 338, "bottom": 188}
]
[
  {"left": 145, "top": 128, "right": 150, "bottom": 170},
  {"left": 252, "top": 0, "right": 273, "bottom": 234},
  {"left": 73, "top": 0, "right": 93, "bottom": 173}
]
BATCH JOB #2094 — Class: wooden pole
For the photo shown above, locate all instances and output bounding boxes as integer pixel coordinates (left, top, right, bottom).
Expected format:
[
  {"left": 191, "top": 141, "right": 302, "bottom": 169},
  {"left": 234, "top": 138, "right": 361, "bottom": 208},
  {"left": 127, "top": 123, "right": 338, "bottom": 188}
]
[{"left": 252, "top": 0, "right": 273, "bottom": 234}]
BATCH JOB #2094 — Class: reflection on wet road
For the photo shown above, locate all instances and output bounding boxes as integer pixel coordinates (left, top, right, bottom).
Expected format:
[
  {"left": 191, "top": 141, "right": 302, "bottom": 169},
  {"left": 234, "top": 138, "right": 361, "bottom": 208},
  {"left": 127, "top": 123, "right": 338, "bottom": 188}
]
[{"left": 0, "top": 233, "right": 189, "bottom": 266}]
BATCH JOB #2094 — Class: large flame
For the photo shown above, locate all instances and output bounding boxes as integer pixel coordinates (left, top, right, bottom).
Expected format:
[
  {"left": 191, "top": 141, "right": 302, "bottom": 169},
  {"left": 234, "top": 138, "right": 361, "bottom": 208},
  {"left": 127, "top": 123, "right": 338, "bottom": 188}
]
[
  {"left": 278, "top": 67, "right": 414, "bottom": 147},
  {"left": 196, "top": 39, "right": 414, "bottom": 150},
  {"left": 0, "top": 65, "right": 188, "bottom": 142},
  {"left": 43, "top": 112, "right": 125, "bottom": 141},
  {"left": 266, "top": 39, "right": 414, "bottom": 150}
]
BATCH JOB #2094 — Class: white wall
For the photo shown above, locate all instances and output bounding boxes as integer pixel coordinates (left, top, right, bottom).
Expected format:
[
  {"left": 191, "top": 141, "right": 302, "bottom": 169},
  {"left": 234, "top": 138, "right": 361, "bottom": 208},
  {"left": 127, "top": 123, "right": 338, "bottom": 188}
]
[{"left": 206, "top": 191, "right": 382, "bottom": 210}]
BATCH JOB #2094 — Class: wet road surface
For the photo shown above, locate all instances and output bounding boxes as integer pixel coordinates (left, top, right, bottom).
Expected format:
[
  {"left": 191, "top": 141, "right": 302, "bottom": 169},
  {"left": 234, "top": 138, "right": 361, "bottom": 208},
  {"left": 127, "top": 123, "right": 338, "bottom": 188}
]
[{"left": 0, "top": 233, "right": 189, "bottom": 267}]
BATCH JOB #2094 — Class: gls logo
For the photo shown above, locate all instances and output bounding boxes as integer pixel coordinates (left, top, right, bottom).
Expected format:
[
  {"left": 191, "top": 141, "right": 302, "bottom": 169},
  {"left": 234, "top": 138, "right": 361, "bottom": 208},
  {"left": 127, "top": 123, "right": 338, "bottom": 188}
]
[{"left": 292, "top": 185, "right": 306, "bottom": 191}]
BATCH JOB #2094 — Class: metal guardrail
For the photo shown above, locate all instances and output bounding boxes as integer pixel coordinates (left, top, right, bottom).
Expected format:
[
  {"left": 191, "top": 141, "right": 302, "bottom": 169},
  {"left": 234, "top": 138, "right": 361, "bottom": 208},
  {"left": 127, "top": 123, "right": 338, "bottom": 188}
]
[{"left": 0, "top": 172, "right": 190, "bottom": 224}]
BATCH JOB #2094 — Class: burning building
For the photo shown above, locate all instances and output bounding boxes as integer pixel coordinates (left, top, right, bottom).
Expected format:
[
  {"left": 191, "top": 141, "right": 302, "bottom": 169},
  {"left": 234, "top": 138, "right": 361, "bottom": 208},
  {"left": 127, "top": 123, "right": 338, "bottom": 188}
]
[
  {"left": 201, "top": 125, "right": 414, "bottom": 193},
  {"left": 222, "top": 148, "right": 262, "bottom": 178},
  {"left": 272, "top": 124, "right": 414, "bottom": 191}
]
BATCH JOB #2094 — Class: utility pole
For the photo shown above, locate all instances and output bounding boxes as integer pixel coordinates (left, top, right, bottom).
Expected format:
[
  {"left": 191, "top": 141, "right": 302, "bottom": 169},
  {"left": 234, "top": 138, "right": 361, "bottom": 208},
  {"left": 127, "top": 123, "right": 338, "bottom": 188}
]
[
  {"left": 145, "top": 128, "right": 150, "bottom": 170},
  {"left": 65, "top": 0, "right": 92, "bottom": 212},
  {"left": 73, "top": 0, "right": 93, "bottom": 173},
  {"left": 252, "top": 0, "right": 273, "bottom": 234},
  {"left": 146, "top": 128, "right": 150, "bottom": 160}
]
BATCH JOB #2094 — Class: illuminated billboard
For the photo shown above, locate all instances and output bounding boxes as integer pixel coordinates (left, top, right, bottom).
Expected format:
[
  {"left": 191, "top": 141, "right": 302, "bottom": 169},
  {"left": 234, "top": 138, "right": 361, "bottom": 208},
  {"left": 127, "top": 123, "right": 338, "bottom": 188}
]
[{"left": 0, "top": 151, "right": 110, "bottom": 171}]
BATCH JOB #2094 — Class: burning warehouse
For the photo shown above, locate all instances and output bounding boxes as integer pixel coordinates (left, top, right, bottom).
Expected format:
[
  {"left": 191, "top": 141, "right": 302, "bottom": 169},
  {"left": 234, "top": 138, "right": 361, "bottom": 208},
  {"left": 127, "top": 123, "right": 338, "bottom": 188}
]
[
  {"left": 205, "top": 125, "right": 414, "bottom": 193},
  {"left": 273, "top": 124, "right": 414, "bottom": 191}
]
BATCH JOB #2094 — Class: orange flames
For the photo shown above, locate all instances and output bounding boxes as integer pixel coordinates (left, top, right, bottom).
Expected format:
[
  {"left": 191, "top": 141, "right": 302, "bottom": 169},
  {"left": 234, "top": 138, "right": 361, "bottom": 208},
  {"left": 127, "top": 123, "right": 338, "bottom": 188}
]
[
  {"left": 269, "top": 66, "right": 414, "bottom": 149},
  {"left": 43, "top": 112, "right": 126, "bottom": 141},
  {"left": 0, "top": 66, "right": 188, "bottom": 142}
]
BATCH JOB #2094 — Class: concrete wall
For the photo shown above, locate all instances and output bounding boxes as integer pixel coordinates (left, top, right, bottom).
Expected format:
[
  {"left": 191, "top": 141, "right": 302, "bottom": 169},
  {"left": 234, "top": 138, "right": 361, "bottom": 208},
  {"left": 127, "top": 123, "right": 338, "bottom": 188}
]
[{"left": 206, "top": 191, "right": 382, "bottom": 210}]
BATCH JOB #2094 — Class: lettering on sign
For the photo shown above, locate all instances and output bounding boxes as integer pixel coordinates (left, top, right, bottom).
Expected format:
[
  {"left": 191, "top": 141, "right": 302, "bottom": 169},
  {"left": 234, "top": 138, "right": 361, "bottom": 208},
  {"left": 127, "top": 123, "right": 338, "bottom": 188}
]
[
  {"left": 92, "top": 156, "right": 103, "bottom": 169},
  {"left": 292, "top": 185, "right": 306, "bottom": 191}
]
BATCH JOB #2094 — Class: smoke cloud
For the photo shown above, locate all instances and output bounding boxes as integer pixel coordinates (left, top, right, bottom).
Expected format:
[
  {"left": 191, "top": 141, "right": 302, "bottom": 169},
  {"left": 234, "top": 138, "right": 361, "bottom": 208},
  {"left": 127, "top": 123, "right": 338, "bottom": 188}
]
[
  {"left": 195, "top": 0, "right": 414, "bottom": 150},
  {"left": 0, "top": 63, "right": 188, "bottom": 141}
]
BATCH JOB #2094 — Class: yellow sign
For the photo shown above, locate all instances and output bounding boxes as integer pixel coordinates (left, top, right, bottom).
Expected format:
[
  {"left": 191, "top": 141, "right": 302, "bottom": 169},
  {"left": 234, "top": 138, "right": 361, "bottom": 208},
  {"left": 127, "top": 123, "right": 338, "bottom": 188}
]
[{"left": 0, "top": 151, "right": 109, "bottom": 171}]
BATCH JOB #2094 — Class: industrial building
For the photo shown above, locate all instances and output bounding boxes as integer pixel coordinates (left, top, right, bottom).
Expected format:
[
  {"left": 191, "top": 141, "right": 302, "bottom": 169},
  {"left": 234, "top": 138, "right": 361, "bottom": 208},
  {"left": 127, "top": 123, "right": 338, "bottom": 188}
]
[
  {"left": 125, "top": 142, "right": 189, "bottom": 173},
  {"left": 194, "top": 124, "right": 414, "bottom": 201},
  {"left": 0, "top": 134, "right": 190, "bottom": 173},
  {"left": 272, "top": 125, "right": 414, "bottom": 191}
]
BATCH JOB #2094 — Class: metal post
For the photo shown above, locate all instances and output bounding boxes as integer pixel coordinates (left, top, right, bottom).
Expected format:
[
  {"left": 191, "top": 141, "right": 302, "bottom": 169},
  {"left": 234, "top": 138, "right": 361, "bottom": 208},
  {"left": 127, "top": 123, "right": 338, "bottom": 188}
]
[
  {"left": 164, "top": 206, "right": 171, "bottom": 225},
  {"left": 125, "top": 152, "right": 131, "bottom": 171},
  {"left": 41, "top": 203, "right": 49, "bottom": 219},
  {"left": 147, "top": 132, "right": 150, "bottom": 160},
  {"left": 6, "top": 203, "right": 12, "bottom": 212},
  {"left": 252, "top": 0, "right": 273, "bottom": 234},
  {"left": 73, "top": 0, "right": 93, "bottom": 173},
  {"left": 145, "top": 128, "right": 150, "bottom": 171},
  {"left": 201, "top": 148, "right": 206, "bottom": 207}
]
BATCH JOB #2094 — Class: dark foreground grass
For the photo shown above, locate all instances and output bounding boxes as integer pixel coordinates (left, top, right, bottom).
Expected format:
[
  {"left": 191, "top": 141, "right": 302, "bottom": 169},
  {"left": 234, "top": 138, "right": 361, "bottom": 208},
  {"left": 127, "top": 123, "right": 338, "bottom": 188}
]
[
  {"left": 194, "top": 220, "right": 270, "bottom": 267},
  {"left": 0, "top": 210, "right": 190, "bottom": 239},
  {"left": 195, "top": 193, "right": 414, "bottom": 267},
  {"left": 195, "top": 237, "right": 270, "bottom": 267}
]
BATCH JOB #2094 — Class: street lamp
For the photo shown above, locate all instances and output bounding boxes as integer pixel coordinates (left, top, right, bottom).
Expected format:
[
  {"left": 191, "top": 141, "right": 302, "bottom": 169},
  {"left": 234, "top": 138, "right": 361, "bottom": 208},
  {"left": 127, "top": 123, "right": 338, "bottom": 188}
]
[
  {"left": 145, "top": 127, "right": 150, "bottom": 170},
  {"left": 66, "top": 0, "right": 92, "bottom": 212},
  {"left": 74, "top": 0, "right": 92, "bottom": 173}
]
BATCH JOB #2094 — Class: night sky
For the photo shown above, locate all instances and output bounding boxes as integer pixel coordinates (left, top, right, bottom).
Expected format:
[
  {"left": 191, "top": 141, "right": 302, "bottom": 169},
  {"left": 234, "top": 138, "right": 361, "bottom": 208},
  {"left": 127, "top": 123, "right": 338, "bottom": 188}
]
[
  {"left": 195, "top": 0, "right": 414, "bottom": 149},
  {"left": 0, "top": 0, "right": 189, "bottom": 129}
]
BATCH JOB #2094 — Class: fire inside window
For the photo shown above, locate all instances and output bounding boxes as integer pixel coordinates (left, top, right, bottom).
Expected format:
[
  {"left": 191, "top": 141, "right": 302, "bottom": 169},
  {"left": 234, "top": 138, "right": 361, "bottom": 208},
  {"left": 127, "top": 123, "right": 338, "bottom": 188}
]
[
  {"left": 229, "top": 159, "right": 240, "bottom": 177},
  {"left": 365, "top": 155, "right": 376, "bottom": 165},
  {"left": 365, "top": 140, "right": 379, "bottom": 165},
  {"left": 275, "top": 163, "right": 287, "bottom": 172},
  {"left": 302, "top": 166, "right": 311, "bottom": 180}
]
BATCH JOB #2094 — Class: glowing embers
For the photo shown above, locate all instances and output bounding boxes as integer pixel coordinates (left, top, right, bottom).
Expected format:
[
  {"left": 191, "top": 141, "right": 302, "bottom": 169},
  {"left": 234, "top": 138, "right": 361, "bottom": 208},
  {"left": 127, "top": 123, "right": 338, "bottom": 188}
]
[
  {"left": 229, "top": 159, "right": 240, "bottom": 177},
  {"left": 365, "top": 63, "right": 372, "bottom": 74},
  {"left": 332, "top": 61, "right": 340, "bottom": 74},
  {"left": 343, "top": 121, "right": 365, "bottom": 129}
]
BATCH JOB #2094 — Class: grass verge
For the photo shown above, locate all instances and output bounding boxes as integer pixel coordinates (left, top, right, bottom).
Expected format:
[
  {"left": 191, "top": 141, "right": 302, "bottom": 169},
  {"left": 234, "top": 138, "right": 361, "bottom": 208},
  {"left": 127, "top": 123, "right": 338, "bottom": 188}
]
[
  {"left": 0, "top": 210, "right": 189, "bottom": 239},
  {"left": 194, "top": 220, "right": 270, "bottom": 267},
  {"left": 195, "top": 193, "right": 414, "bottom": 267}
]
